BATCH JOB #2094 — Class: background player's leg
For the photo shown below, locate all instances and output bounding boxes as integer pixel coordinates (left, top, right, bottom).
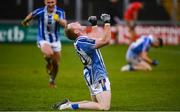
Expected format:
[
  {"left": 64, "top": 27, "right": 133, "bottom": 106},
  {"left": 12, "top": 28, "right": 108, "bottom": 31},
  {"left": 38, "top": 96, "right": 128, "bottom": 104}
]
[
  {"left": 40, "top": 43, "right": 54, "bottom": 75},
  {"left": 45, "top": 56, "right": 53, "bottom": 74},
  {"left": 40, "top": 43, "right": 56, "bottom": 87},
  {"left": 133, "top": 61, "right": 152, "bottom": 71},
  {"left": 49, "top": 52, "right": 60, "bottom": 87},
  {"left": 40, "top": 43, "right": 54, "bottom": 57}
]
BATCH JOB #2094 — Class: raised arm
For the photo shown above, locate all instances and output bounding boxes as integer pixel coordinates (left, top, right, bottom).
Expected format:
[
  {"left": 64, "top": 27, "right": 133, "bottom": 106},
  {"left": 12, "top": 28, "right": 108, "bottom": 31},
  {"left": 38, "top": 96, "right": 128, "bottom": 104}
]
[
  {"left": 88, "top": 16, "right": 98, "bottom": 32},
  {"left": 58, "top": 19, "right": 67, "bottom": 28},
  {"left": 140, "top": 51, "right": 152, "bottom": 64},
  {"left": 53, "top": 13, "right": 67, "bottom": 28},
  {"left": 21, "top": 12, "right": 33, "bottom": 26},
  {"left": 87, "top": 16, "right": 101, "bottom": 38},
  {"left": 95, "top": 14, "right": 111, "bottom": 48},
  {"left": 140, "top": 51, "right": 159, "bottom": 66}
]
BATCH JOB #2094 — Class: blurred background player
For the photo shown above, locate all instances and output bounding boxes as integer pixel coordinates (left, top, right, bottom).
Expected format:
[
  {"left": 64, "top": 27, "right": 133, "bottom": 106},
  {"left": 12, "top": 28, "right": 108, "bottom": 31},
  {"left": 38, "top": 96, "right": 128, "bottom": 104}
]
[
  {"left": 124, "top": 1, "right": 143, "bottom": 43},
  {"left": 21, "top": 0, "right": 67, "bottom": 88},
  {"left": 52, "top": 14, "right": 111, "bottom": 110},
  {"left": 121, "top": 34, "right": 163, "bottom": 72}
]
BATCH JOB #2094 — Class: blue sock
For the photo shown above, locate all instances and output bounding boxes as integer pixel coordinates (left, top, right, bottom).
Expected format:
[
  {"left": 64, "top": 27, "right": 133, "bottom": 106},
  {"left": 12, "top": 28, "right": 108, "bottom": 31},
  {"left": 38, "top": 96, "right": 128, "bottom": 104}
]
[{"left": 71, "top": 104, "right": 79, "bottom": 110}]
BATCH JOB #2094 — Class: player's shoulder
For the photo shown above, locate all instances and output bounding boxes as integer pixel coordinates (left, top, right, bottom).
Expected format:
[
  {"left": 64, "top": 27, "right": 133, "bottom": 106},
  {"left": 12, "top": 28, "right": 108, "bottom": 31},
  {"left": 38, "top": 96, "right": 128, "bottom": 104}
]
[
  {"left": 56, "top": 7, "right": 65, "bottom": 13},
  {"left": 34, "top": 7, "right": 45, "bottom": 12},
  {"left": 33, "top": 7, "right": 45, "bottom": 15},
  {"left": 32, "top": 7, "right": 45, "bottom": 16}
]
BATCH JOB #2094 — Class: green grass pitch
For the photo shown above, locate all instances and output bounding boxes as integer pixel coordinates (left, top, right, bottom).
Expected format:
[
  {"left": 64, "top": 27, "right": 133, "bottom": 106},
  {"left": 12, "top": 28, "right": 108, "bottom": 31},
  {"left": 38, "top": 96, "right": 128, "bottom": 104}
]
[{"left": 0, "top": 44, "right": 180, "bottom": 111}]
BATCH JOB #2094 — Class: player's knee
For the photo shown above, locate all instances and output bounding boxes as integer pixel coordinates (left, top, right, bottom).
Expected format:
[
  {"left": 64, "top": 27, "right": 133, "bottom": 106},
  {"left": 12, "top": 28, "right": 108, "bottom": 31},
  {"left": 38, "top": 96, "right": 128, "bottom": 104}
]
[
  {"left": 99, "top": 104, "right": 110, "bottom": 111},
  {"left": 146, "top": 65, "right": 152, "bottom": 71},
  {"left": 45, "top": 51, "right": 54, "bottom": 57},
  {"left": 41, "top": 45, "right": 53, "bottom": 57},
  {"left": 147, "top": 67, "right": 152, "bottom": 71},
  {"left": 103, "top": 105, "right": 110, "bottom": 111}
]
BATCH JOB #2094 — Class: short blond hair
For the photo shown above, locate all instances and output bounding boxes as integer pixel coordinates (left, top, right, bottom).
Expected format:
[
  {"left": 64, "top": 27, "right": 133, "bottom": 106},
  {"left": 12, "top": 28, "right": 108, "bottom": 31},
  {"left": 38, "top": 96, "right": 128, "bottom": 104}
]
[{"left": 64, "top": 24, "right": 78, "bottom": 40}]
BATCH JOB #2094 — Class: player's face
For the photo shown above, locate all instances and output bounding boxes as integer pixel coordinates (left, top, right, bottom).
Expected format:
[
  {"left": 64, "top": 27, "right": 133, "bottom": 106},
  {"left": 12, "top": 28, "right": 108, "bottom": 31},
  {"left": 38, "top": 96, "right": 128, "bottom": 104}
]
[
  {"left": 45, "top": 0, "right": 56, "bottom": 10},
  {"left": 70, "top": 22, "right": 86, "bottom": 32}
]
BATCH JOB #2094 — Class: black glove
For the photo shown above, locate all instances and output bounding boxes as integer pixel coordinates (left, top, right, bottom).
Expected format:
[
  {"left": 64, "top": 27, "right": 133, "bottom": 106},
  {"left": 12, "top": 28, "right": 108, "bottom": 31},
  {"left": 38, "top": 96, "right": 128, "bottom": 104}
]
[
  {"left": 100, "top": 14, "right": 111, "bottom": 23},
  {"left": 88, "top": 16, "right": 97, "bottom": 26},
  {"left": 151, "top": 59, "right": 159, "bottom": 66}
]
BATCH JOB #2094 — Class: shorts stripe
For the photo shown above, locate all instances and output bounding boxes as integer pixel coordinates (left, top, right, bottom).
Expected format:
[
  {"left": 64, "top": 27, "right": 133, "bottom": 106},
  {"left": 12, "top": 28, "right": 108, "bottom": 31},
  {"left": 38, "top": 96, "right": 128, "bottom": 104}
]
[
  {"left": 99, "top": 79, "right": 107, "bottom": 91},
  {"left": 89, "top": 77, "right": 110, "bottom": 95},
  {"left": 84, "top": 67, "right": 93, "bottom": 86}
]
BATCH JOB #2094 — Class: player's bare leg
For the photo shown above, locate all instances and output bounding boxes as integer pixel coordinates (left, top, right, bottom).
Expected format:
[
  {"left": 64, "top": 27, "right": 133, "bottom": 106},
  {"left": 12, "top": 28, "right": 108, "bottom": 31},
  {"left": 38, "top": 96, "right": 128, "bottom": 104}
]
[
  {"left": 40, "top": 43, "right": 58, "bottom": 88},
  {"left": 61, "top": 95, "right": 97, "bottom": 105},
  {"left": 49, "top": 52, "right": 60, "bottom": 88},
  {"left": 45, "top": 57, "right": 53, "bottom": 74},
  {"left": 134, "top": 61, "right": 152, "bottom": 71},
  {"left": 121, "top": 61, "right": 152, "bottom": 71},
  {"left": 54, "top": 91, "right": 111, "bottom": 110},
  {"left": 76, "top": 91, "right": 111, "bottom": 110},
  {"left": 40, "top": 43, "right": 54, "bottom": 73},
  {"left": 91, "top": 95, "right": 98, "bottom": 102}
]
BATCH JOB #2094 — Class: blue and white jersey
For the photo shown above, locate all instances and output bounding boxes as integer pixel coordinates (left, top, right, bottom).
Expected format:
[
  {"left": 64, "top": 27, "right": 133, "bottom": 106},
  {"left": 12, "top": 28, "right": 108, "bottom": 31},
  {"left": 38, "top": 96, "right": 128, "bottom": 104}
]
[
  {"left": 32, "top": 5, "right": 65, "bottom": 43},
  {"left": 74, "top": 36, "right": 108, "bottom": 85},
  {"left": 126, "top": 35, "right": 154, "bottom": 58}
]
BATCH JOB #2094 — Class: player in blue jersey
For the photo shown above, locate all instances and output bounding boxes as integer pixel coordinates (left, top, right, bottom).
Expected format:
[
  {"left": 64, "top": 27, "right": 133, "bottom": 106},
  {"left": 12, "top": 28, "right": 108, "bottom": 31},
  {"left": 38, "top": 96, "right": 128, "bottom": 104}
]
[
  {"left": 52, "top": 14, "right": 111, "bottom": 110},
  {"left": 121, "top": 35, "right": 163, "bottom": 71},
  {"left": 21, "top": 0, "right": 67, "bottom": 88}
]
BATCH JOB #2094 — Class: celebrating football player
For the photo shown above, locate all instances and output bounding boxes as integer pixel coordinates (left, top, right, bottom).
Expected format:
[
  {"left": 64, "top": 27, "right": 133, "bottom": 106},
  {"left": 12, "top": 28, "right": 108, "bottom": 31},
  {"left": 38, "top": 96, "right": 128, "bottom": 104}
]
[{"left": 52, "top": 14, "right": 112, "bottom": 110}]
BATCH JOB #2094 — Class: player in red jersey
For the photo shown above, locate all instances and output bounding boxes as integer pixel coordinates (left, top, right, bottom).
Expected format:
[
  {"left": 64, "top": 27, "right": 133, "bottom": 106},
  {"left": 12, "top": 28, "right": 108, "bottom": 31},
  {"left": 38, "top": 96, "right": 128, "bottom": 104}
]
[{"left": 124, "top": 2, "right": 143, "bottom": 42}]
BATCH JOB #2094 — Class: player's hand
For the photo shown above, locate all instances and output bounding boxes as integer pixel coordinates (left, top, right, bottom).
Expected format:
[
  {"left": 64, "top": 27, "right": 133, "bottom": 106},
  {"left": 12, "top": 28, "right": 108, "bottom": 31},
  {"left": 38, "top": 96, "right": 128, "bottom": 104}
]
[
  {"left": 53, "top": 13, "right": 59, "bottom": 22},
  {"left": 21, "top": 20, "right": 29, "bottom": 26},
  {"left": 151, "top": 59, "right": 159, "bottom": 66},
  {"left": 88, "top": 16, "right": 97, "bottom": 26},
  {"left": 100, "top": 13, "right": 111, "bottom": 23}
]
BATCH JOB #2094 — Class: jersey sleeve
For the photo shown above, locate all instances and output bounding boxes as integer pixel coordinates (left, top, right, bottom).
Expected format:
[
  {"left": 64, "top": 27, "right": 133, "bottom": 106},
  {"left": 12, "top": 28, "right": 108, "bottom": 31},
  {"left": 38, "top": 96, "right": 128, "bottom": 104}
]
[
  {"left": 32, "top": 8, "right": 44, "bottom": 18},
  {"left": 56, "top": 9, "right": 66, "bottom": 19},
  {"left": 85, "top": 39, "right": 96, "bottom": 53},
  {"left": 76, "top": 38, "right": 96, "bottom": 54}
]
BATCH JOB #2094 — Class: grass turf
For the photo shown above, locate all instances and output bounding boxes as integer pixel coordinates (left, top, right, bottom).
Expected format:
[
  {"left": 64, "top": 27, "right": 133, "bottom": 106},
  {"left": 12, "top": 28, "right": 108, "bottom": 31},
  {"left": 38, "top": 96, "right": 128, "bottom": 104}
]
[{"left": 0, "top": 44, "right": 180, "bottom": 111}]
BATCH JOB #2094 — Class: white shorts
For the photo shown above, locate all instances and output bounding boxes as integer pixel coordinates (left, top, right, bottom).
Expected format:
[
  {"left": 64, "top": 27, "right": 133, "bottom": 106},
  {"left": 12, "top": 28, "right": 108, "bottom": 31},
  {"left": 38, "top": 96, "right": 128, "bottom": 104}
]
[
  {"left": 88, "top": 78, "right": 111, "bottom": 96},
  {"left": 126, "top": 50, "right": 141, "bottom": 65},
  {"left": 126, "top": 56, "right": 141, "bottom": 65},
  {"left": 38, "top": 40, "right": 62, "bottom": 52}
]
